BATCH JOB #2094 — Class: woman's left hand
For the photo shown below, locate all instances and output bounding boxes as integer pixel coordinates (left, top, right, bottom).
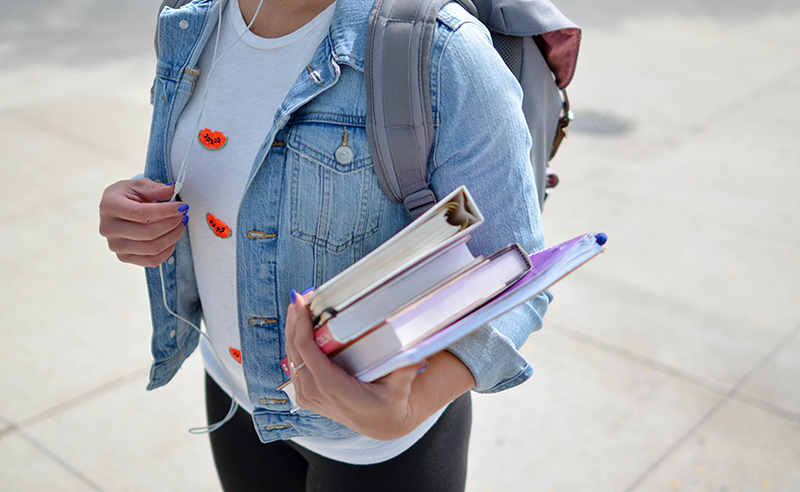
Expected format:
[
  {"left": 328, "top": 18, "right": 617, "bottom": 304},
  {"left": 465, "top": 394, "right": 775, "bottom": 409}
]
[{"left": 284, "top": 291, "right": 435, "bottom": 441}]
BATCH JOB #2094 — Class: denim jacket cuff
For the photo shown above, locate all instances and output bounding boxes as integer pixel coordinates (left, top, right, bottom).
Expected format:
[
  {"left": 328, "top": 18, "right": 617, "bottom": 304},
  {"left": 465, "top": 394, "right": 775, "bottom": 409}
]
[{"left": 446, "top": 325, "right": 533, "bottom": 393}]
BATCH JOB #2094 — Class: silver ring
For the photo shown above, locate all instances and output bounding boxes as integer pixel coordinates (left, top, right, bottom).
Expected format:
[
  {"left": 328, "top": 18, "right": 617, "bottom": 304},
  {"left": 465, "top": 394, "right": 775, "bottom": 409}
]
[{"left": 290, "top": 361, "right": 306, "bottom": 377}]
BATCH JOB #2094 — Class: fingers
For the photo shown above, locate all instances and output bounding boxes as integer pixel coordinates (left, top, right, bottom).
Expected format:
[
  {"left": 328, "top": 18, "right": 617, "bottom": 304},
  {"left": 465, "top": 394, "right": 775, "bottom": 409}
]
[
  {"left": 107, "top": 218, "right": 187, "bottom": 267},
  {"left": 99, "top": 179, "right": 186, "bottom": 225},
  {"left": 116, "top": 243, "right": 179, "bottom": 268},
  {"left": 285, "top": 294, "right": 356, "bottom": 410},
  {"left": 99, "top": 178, "right": 189, "bottom": 267},
  {"left": 288, "top": 295, "right": 342, "bottom": 380},
  {"left": 101, "top": 214, "right": 185, "bottom": 242}
]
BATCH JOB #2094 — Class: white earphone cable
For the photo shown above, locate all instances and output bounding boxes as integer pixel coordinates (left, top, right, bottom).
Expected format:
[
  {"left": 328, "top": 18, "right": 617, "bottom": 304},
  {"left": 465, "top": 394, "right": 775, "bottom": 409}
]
[
  {"left": 171, "top": 0, "right": 266, "bottom": 200},
  {"left": 159, "top": 262, "right": 239, "bottom": 434},
  {"left": 161, "top": 0, "right": 267, "bottom": 434}
]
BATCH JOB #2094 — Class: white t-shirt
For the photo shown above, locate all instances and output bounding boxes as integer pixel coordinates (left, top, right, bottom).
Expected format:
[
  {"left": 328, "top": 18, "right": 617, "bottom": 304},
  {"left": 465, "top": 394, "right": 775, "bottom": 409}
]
[{"left": 170, "top": 0, "right": 444, "bottom": 465}]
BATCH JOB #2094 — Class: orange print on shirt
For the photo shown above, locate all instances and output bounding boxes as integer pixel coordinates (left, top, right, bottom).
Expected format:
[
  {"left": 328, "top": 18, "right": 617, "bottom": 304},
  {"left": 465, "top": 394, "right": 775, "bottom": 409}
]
[
  {"left": 229, "top": 346, "right": 242, "bottom": 364},
  {"left": 206, "top": 213, "right": 232, "bottom": 239},
  {"left": 198, "top": 128, "right": 227, "bottom": 150}
]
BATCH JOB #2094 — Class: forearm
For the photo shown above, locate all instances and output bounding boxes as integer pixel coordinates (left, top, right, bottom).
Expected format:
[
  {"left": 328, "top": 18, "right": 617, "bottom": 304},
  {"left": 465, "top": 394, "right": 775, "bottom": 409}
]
[{"left": 407, "top": 351, "right": 475, "bottom": 428}]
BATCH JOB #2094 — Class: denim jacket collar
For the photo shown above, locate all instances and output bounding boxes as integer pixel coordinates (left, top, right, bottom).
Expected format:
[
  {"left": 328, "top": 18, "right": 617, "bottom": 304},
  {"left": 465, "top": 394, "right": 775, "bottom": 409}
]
[
  {"left": 159, "top": 0, "right": 371, "bottom": 71},
  {"left": 328, "top": 0, "right": 371, "bottom": 72}
]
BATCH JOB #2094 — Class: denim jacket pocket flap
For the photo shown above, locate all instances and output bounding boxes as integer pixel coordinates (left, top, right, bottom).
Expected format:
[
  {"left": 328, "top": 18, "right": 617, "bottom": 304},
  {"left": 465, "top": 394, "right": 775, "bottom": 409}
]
[
  {"left": 286, "top": 120, "right": 371, "bottom": 173},
  {"left": 286, "top": 122, "right": 386, "bottom": 253}
]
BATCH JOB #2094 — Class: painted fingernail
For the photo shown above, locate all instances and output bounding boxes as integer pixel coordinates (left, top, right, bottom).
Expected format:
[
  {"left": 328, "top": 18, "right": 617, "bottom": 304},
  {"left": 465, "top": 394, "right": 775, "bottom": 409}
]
[
  {"left": 290, "top": 289, "right": 297, "bottom": 304},
  {"left": 182, "top": 215, "right": 189, "bottom": 226},
  {"left": 416, "top": 362, "right": 430, "bottom": 375},
  {"left": 165, "top": 181, "right": 176, "bottom": 186},
  {"left": 177, "top": 204, "right": 189, "bottom": 213},
  {"left": 301, "top": 287, "right": 314, "bottom": 295}
]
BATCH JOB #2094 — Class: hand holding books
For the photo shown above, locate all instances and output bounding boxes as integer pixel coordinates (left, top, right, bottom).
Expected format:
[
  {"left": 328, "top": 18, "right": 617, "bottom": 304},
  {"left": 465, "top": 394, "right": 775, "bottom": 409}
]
[
  {"left": 283, "top": 290, "right": 448, "bottom": 441},
  {"left": 279, "top": 186, "right": 606, "bottom": 409}
]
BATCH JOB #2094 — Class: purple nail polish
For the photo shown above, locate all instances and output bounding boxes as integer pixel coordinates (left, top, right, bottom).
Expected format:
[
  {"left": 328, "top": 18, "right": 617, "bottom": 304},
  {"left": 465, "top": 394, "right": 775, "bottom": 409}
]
[
  {"left": 165, "top": 181, "right": 176, "bottom": 186},
  {"left": 301, "top": 287, "right": 315, "bottom": 295},
  {"left": 416, "top": 362, "right": 430, "bottom": 375},
  {"left": 290, "top": 289, "right": 297, "bottom": 304},
  {"left": 182, "top": 215, "right": 189, "bottom": 227},
  {"left": 177, "top": 204, "right": 189, "bottom": 213}
]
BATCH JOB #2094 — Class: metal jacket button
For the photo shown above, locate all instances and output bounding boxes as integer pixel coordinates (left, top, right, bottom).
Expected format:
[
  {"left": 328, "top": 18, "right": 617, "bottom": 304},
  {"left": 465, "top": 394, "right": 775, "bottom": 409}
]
[
  {"left": 335, "top": 130, "right": 354, "bottom": 164},
  {"left": 258, "top": 398, "right": 288, "bottom": 405},
  {"left": 307, "top": 66, "right": 324, "bottom": 85},
  {"left": 264, "top": 424, "right": 292, "bottom": 431}
]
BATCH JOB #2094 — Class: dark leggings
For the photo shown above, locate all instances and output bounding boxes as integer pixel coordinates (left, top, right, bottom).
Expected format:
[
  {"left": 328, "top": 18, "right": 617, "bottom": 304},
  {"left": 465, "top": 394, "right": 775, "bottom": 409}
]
[{"left": 205, "top": 373, "right": 472, "bottom": 492}]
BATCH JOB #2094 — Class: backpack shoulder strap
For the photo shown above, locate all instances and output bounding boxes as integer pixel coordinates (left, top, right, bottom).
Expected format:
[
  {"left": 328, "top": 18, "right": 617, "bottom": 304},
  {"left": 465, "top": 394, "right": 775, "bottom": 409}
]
[{"left": 366, "top": 0, "right": 464, "bottom": 219}]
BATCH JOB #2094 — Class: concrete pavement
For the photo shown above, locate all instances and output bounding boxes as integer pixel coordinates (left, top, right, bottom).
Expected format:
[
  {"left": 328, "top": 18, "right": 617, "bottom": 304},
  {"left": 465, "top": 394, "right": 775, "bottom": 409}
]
[{"left": 1, "top": 1, "right": 798, "bottom": 490}]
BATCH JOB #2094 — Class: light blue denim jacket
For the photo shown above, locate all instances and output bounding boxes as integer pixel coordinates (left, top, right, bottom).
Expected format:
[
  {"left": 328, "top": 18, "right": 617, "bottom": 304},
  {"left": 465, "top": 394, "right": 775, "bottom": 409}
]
[{"left": 144, "top": 0, "right": 551, "bottom": 442}]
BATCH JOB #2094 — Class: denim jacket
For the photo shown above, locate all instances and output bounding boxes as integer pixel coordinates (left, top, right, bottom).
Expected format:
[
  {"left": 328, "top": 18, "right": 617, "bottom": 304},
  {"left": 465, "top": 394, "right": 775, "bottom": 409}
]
[{"left": 144, "top": 0, "right": 551, "bottom": 443}]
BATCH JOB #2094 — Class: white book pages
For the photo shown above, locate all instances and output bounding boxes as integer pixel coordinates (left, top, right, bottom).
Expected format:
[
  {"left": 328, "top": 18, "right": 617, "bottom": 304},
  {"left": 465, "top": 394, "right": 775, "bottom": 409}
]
[
  {"left": 388, "top": 245, "right": 530, "bottom": 348},
  {"left": 325, "top": 240, "right": 480, "bottom": 343},
  {"left": 308, "top": 186, "right": 483, "bottom": 317}
]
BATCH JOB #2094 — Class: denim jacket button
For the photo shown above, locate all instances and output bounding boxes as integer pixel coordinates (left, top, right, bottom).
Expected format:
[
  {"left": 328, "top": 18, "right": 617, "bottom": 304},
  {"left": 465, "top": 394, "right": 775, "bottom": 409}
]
[
  {"left": 169, "top": 330, "right": 176, "bottom": 338},
  {"left": 306, "top": 66, "right": 324, "bottom": 86},
  {"left": 179, "top": 20, "right": 189, "bottom": 29},
  {"left": 264, "top": 424, "right": 292, "bottom": 431},
  {"left": 258, "top": 397, "right": 287, "bottom": 405},
  {"left": 335, "top": 145, "right": 353, "bottom": 165}
]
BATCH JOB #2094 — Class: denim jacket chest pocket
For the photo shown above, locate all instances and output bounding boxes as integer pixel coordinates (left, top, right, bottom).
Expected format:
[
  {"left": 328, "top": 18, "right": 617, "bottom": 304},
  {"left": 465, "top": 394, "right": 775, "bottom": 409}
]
[{"left": 285, "top": 119, "right": 386, "bottom": 253}]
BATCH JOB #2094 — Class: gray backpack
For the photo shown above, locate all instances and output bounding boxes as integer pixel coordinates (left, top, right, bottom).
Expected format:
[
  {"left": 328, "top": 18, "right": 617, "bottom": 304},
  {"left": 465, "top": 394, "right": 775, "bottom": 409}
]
[{"left": 157, "top": 0, "right": 581, "bottom": 218}]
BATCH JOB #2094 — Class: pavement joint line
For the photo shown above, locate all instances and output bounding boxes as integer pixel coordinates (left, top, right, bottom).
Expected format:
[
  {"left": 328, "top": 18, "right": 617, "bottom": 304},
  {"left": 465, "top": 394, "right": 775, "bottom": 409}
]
[
  {"left": 2, "top": 365, "right": 150, "bottom": 437},
  {"left": 621, "top": 321, "right": 800, "bottom": 492},
  {"left": 566, "top": 61, "right": 800, "bottom": 190},
  {"left": 554, "top": 182, "right": 800, "bottom": 248},
  {"left": 549, "top": 323, "right": 800, "bottom": 424},
  {"left": 14, "top": 428, "right": 108, "bottom": 492},
  {"left": 10, "top": 108, "right": 133, "bottom": 165}
]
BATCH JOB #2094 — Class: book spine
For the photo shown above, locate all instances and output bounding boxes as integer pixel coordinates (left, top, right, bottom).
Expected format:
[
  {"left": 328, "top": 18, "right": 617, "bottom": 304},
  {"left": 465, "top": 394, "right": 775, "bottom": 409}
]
[
  {"left": 314, "top": 323, "right": 344, "bottom": 353},
  {"left": 279, "top": 324, "right": 346, "bottom": 376}
]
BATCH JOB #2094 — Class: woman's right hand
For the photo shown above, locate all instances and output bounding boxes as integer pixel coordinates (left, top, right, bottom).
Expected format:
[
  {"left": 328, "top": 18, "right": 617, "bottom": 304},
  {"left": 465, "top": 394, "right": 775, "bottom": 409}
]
[{"left": 98, "top": 178, "right": 189, "bottom": 267}]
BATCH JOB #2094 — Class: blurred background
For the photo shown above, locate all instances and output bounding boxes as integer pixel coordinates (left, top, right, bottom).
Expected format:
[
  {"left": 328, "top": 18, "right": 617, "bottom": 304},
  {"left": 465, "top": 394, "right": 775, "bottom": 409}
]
[{"left": 1, "top": 0, "right": 798, "bottom": 490}]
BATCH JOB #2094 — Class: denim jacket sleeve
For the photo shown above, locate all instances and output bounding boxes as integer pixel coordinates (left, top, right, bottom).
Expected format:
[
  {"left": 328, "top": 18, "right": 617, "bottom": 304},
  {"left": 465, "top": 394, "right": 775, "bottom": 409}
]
[{"left": 429, "top": 6, "right": 552, "bottom": 393}]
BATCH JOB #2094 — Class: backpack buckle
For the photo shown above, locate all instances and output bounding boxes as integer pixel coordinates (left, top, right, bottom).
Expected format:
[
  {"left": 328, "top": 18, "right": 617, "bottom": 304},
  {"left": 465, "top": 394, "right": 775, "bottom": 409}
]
[
  {"left": 404, "top": 189, "right": 437, "bottom": 220},
  {"left": 550, "top": 89, "right": 573, "bottom": 160}
]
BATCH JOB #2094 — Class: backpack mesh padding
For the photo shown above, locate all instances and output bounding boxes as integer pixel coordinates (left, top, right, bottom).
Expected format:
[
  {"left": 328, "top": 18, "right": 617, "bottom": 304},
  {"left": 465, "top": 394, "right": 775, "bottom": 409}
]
[{"left": 491, "top": 32, "right": 523, "bottom": 80}]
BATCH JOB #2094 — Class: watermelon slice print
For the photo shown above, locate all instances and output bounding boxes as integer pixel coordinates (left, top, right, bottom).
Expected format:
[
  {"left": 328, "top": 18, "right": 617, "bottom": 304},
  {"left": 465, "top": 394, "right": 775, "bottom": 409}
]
[
  {"left": 198, "top": 128, "right": 227, "bottom": 150},
  {"left": 206, "top": 213, "right": 232, "bottom": 239}
]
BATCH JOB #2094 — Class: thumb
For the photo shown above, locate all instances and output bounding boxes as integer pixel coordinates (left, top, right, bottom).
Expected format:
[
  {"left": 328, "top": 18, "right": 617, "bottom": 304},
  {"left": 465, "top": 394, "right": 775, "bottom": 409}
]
[{"left": 131, "top": 178, "right": 178, "bottom": 203}]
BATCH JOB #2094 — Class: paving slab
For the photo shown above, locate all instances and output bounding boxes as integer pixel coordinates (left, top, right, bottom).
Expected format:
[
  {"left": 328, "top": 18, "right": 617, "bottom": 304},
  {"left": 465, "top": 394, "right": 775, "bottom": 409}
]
[
  {"left": 0, "top": 431, "right": 100, "bottom": 492},
  {"left": 540, "top": 57, "right": 800, "bottom": 391},
  {"left": 466, "top": 330, "right": 721, "bottom": 492},
  {"left": 22, "top": 353, "right": 222, "bottom": 492},
  {"left": 738, "top": 325, "right": 800, "bottom": 418},
  {"left": 18, "top": 90, "right": 154, "bottom": 167},
  {"left": 629, "top": 397, "right": 800, "bottom": 492},
  {"left": 547, "top": 275, "right": 798, "bottom": 394},
  {"left": 568, "top": 16, "right": 798, "bottom": 143},
  {"left": 547, "top": 8, "right": 800, "bottom": 182},
  {"left": 0, "top": 178, "right": 155, "bottom": 423},
  {"left": 0, "top": 413, "right": 12, "bottom": 434}
]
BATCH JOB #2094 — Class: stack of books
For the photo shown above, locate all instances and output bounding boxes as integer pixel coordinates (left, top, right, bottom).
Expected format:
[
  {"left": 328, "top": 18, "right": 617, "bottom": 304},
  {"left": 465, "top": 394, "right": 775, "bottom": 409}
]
[{"left": 279, "top": 186, "right": 606, "bottom": 394}]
